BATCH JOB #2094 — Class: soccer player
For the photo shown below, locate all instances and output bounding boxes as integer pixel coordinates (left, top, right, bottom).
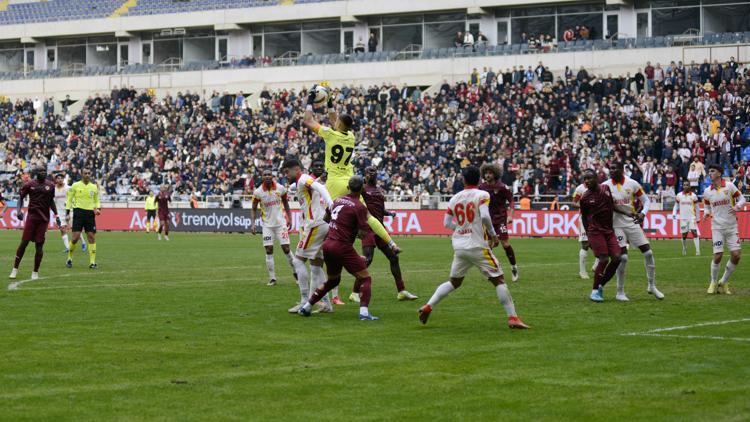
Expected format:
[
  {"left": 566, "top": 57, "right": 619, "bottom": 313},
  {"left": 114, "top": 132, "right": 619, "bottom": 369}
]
[
  {"left": 66, "top": 168, "right": 100, "bottom": 269},
  {"left": 9, "top": 166, "right": 61, "bottom": 280},
  {"left": 579, "top": 170, "right": 622, "bottom": 302},
  {"left": 281, "top": 158, "right": 334, "bottom": 313},
  {"left": 418, "top": 166, "right": 529, "bottom": 330},
  {"left": 298, "top": 175, "right": 380, "bottom": 320},
  {"left": 144, "top": 191, "right": 157, "bottom": 233},
  {"left": 704, "top": 164, "right": 745, "bottom": 294},
  {"left": 310, "top": 160, "right": 344, "bottom": 304},
  {"left": 251, "top": 169, "right": 296, "bottom": 286},
  {"left": 54, "top": 173, "right": 86, "bottom": 253},
  {"left": 602, "top": 163, "right": 664, "bottom": 301},
  {"left": 479, "top": 163, "right": 518, "bottom": 281},
  {"left": 673, "top": 182, "right": 701, "bottom": 256},
  {"left": 155, "top": 185, "right": 171, "bottom": 241},
  {"left": 302, "top": 87, "right": 400, "bottom": 255},
  {"left": 572, "top": 181, "right": 598, "bottom": 279},
  {"left": 356, "top": 166, "right": 418, "bottom": 301}
]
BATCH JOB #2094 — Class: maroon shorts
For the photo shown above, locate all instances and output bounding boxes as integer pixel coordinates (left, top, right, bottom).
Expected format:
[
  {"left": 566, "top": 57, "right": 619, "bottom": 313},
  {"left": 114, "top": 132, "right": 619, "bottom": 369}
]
[
  {"left": 493, "top": 223, "right": 509, "bottom": 241},
  {"left": 323, "top": 239, "right": 367, "bottom": 277},
  {"left": 22, "top": 217, "right": 49, "bottom": 243},
  {"left": 361, "top": 228, "right": 387, "bottom": 249},
  {"left": 588, "top": 230, "right": 619, "bottom": 257},
  {"left": 158, "top": 212, "right": 170, "bottom": 222}
]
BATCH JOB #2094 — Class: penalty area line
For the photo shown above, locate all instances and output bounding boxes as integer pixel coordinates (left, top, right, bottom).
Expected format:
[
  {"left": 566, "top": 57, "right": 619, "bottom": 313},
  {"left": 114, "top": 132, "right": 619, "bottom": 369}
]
[
  {"left": 622, "top": 333, "right": 750, "bottom": 342},
  {"left": 622, "top": 318, "right": 750, "bottom": 342}
]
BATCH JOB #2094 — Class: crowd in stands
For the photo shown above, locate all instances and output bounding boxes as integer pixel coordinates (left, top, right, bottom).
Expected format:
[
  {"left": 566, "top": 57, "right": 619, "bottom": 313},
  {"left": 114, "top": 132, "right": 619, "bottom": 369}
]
[{"left": 1, "top": 57, "right": 749, "bottom": 206}]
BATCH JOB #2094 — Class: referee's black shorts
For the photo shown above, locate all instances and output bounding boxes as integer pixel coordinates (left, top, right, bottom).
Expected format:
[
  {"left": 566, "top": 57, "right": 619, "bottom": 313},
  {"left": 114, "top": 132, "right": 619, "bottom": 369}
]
[
  {"left": 72, "top": 209, "right": 97, "bottom": 233},
  {"left": 146, "top": 210, "right": 157, "bottom": 220}
]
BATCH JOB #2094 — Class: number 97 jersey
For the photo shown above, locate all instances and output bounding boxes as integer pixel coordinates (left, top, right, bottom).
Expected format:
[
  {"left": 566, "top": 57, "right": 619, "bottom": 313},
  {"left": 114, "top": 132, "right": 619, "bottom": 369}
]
[
  {"left": 318, "top": 125, "right": 356, "bottom": 179},
  {"left": 446, "top": 188, "right": 491, "bottom": 251}
]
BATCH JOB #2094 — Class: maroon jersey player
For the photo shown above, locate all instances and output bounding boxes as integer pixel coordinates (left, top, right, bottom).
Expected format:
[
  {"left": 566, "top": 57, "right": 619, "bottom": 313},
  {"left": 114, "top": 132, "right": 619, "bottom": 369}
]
[
  {"left": 358, "top": 167, "right": 417, "bottom": 302},
  {"left": 156, "top": 186, "right": 172, "bottom": 241},
  {"left": 579, "top": 170, "right": 621, "bottom": 302},
  {"left": 10, "top": 167, "right": 61, "bottom": 281},
  {"left": 299, "top": 175, "right": 379, "bottom": 320},
  {"left": 479, "top": 163, "right": 518, "bottom": 281}
]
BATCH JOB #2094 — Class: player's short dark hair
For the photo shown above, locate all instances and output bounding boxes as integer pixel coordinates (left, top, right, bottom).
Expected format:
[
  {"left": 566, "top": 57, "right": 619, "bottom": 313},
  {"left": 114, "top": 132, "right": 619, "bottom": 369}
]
[
  {"left": 707, "top": 164, "right": 723, "bottom": 173},
  {"left": 583, "top": 169, "right": 597, "bottom": 178},
  {"left": 348, "top": 175, "right": 364, "bottom": 193},
  {"left": 462, "top": 166, "right": 481, "bottom": 185},
  {"left": 339, "top": 114, "right": 353, "bottom": 131},
  {"left": 609, "top": 161, "right": 624, "bottom": 170},
  {"left": 262, "top": 168, "right": 272, "bottom": 175},
  {"left": 281, "top": 157, "right": 301, "bottom": 170},
  {"left": 480, "top": 163, "right": 501, "bottom": 179}
]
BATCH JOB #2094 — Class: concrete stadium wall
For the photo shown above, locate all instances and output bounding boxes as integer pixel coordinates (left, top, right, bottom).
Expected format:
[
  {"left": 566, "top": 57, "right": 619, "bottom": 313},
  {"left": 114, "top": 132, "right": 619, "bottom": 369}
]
[{"left": 2, "top": 44, "right": 749, "bottom": 100}]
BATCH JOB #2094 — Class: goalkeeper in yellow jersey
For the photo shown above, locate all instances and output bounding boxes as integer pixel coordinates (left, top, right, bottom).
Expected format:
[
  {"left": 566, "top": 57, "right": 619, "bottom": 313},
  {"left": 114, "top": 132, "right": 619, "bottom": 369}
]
[{"left": 303, "top": 85, "right": 400, "bottom": 255}]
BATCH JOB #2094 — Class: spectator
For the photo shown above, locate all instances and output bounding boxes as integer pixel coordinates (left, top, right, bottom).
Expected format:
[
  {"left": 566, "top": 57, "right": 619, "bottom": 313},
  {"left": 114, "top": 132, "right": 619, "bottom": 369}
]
[
  {"left": 354, "top": 37, "right": 365, "bottom": 53},
  {"left": 368, "top": 32, "right": 378, "bottom": 53}
]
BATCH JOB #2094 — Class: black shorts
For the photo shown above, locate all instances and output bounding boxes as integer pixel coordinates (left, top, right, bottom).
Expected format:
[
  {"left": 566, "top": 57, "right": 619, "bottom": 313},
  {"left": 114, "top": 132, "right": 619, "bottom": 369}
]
[
  {"left": 72, "top": 209, "right": 96, "bottom": 233},
  {"left": 146, "top": 210, "right": 156, "bottom": 220}
]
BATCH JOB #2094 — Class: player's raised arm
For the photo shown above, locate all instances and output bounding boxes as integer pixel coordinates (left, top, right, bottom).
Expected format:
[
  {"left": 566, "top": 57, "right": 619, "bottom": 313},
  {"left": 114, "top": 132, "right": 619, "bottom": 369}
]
[
  {"left": 303, "top": 87, "right": 322, "bottom": 134},
  {"left": 309, "top": 180, "right": 333, "bottom": 208}
]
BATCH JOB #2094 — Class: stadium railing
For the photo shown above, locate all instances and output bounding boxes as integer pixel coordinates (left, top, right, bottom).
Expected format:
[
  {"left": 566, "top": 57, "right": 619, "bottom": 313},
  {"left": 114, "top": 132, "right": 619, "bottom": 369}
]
[{"left": 3, "top": 32, "right": 749, "bottom": 81}]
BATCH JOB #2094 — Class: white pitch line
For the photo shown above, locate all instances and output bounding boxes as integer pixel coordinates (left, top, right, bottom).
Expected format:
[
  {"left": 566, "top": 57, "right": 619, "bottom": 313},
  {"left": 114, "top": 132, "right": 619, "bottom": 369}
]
[
  {"left": 624, "top": 333, "right": 750, "bottom": 342},
  {"left": 624, "top": 318, "right": 750, "bottom": 335}
]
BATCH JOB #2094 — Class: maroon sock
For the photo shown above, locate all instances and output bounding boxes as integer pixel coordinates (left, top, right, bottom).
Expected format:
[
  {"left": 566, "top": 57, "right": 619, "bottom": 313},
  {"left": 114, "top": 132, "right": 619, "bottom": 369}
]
[
  {"left": 601, "top": 258, "right": 620, "bottom": 285},
  {"left": 14, "top": 245, "right": 26, "bottom": 269},
  {"left": 309, "top": 278, "right": 340, "bottom": 305},
  {"left": 33, "top": 249, "right": 43, "bottom": 272},
  {"left": 353, "top": 278, "right": 362, "bottom": 294},
  {"left": 593, "top": 259, "right": 608, "bottom": 289},
  {"left": 504, "top": 245, "right": 517, "bottom": 266},
  {"left": 358, "top": 277, "right": 372, "bottom": 307},
  {"left": 394, "top": 277, "right": 405, "bottom": 293}
]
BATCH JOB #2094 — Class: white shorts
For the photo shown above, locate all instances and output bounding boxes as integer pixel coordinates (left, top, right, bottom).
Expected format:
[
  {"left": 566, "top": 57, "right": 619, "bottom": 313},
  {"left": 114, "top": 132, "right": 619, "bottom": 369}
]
[
  {"left": 450, "top": 248, "right": 503, "bottom": 279},
  {"left": 712, "top": 226, "right": 741, "bottom": 254},
  {"left": 262, "top": 225, "right": 290, "bottom": 247},
  {"left": 615, "top": 225, "right": 649, "bottom": 248},
  {"left": 680, "top": 220, "right": 697, "bottom": 234},
  {"left": 295, "top": 223, "right": 329, "bottom": 260}
]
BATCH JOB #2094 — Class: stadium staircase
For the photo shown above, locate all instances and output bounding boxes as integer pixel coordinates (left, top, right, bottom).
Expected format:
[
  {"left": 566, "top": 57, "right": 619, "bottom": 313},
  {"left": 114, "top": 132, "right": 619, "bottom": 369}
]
[{"left": 110, "top": 0, "right": 138, "bottom": 18}]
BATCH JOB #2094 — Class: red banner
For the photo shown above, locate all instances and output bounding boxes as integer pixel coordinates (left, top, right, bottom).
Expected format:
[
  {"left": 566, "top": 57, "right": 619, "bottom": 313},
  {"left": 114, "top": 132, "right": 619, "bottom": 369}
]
[{"left": 1, "top": 209, "right": 748, "bottom": 239}]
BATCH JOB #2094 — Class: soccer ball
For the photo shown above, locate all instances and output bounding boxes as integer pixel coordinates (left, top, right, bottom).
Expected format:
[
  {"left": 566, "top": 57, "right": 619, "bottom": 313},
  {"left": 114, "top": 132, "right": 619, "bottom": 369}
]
[{"left": 313, "top": 85, "right": 329, "bottom": 104}]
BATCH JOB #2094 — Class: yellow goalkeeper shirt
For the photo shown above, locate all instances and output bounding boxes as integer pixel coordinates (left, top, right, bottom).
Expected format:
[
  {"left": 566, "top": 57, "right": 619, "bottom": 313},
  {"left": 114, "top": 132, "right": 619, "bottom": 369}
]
[{"left": 317, "top": 125, "right": 355, "bottom": 179}]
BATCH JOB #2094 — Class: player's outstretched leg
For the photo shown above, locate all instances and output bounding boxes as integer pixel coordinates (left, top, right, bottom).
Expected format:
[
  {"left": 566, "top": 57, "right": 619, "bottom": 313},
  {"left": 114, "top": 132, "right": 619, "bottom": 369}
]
[
  {"left": 311, "top": 262, "right": 333, "bottom": 313},
  {"left": 299, "top": 276, "right": 340, "bottom": 317},
  {"left": 419, "top": 280, "right": 459, "bottom": 325},
  {"left": 378, "top": 242, "right": 417, "bottom": 301},
  {"left": 492, "top": 277, "right": 529, "bottom": 329},
  {"left": 356, "top": 275, "right": 379, "bottom": 320},
  {"left": 10, "top": 240, "right": 30, "bottom": 279},
  {"left": 642, "top": 247, "right": 662, "bottom": 299},
  {"left": 718, "top": 251, "right": 740, "bottom": 295},
  {"left": 708, "top": 253, "right": 721, "bottom": 294},
  {"left": 615, "top": 248, "right": 629, "bottom": 301},
  {"left": 290, "top": 256, "right": 310, "bottom": 312}
]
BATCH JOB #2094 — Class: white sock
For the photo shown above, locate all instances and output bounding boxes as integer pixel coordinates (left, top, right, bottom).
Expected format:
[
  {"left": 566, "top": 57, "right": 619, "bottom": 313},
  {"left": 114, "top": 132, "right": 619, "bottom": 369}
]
[
  {"left": 62, "top": 234, "right": 70, "bottom": 250},
  {"left": 359, "top": 306, "right": 369, "bottom": 315},
  {"left": 681, "top": 238, "right": 687, "bottom": 250},
  {"left": 81, "top": 237, "right": 87, "bottom": 247},
  {"left": 592, "top": 257, "right": 599, "bottom": 273},
  {"left": 311, "top": 265, "right": 330, "bottom": 305},
  {"left": 693, "top": 237, "right": 700, "bottom": 254},
  {"left": 284, "top": 252, "right": 294, "bottom": 270},
  {"left": 711, "top": 261, "right": 720, "bottom": 282},
  {"left": 292, "top": 257, "right": 309, "bottom": 301},
  {"left": 427, "top": 281, "right": 455, "bottom": 307},
  {"left": 616, "top": 254, "right": 629, "bottom": 294},
  {"left": 720, "top": 262, "right": 736, "bottom": 284},
  {"left": 579, "top": 249, "right": 588, "bottom": 274},
  {"left": 302, "top": 301, "right": 312, "bottom": 311},
  {"left": 495, "top": 283, "right": 517, "bottom": 317},
  {"left": 332, "top": 286, "right": 340, "bottom": 298},
  {"left": 644, "top": 250, "right": 656, "bottom": 287},
  {"left": 265, "top": 254, "right": 276, "bottom": 280}
]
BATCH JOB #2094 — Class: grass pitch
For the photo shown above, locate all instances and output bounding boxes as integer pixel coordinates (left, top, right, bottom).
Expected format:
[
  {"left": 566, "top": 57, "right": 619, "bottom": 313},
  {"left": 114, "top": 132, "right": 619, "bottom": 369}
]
[{"left": 1, "top": 231, "right": 748, "bottom": 421}]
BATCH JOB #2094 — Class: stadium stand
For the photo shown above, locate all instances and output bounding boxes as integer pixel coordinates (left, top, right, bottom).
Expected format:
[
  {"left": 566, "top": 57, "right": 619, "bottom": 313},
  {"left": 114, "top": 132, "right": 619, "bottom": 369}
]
[{"left": 1, "top": 60, "right": 749, "bottom": 206}]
